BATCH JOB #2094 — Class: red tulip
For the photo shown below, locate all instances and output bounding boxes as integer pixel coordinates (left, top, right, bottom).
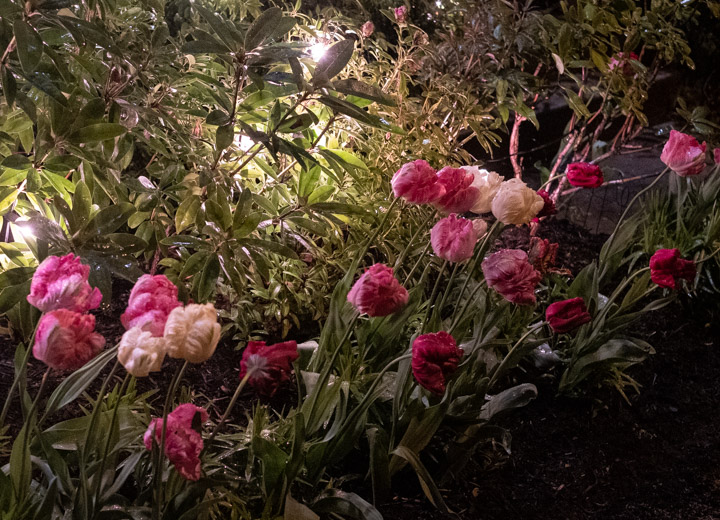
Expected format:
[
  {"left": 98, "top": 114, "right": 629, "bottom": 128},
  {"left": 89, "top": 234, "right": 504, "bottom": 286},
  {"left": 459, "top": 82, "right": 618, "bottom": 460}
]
[
  {"left": 566, "top": 163, "right": 604, "bottom": 188},
  {"left": 239, "top": 340, "right": 299, "bottom": 396},
  {"left": 412, "top": 331, "right": 463, "bottom": 395},
  {"left": 546, "top": 297, "right": 592, "bottom": 333},
  {"left": 391, "top": 160, "right": 444, "bottom": 204},
  {"left": 650, "top": 249, "right": 695, "bottom": 289},
  {"left": 535, "top": 189, "right": 557, "bottom": 218}
]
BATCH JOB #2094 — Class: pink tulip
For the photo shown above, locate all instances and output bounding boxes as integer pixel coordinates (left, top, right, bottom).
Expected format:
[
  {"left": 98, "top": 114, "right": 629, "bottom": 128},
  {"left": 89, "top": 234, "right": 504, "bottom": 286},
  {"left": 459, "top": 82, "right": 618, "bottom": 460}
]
[
  {"left": 434, "top": 167, "right": 479, "bottom": 214},
  {"left": 33, "top": 310, "right": 106, "bottom": 370},
  {"left": 391, "top": 160, "right": 445, "bottom": 204},
  {"left": 430, "top": 214, "right": 484, "bottom": 263},
  {"left": 660, "top": 130, "right": 707, "bottom": 177},
  {"left": 240, "top": 340, "right": 299, "bottom": 396},
  {"left": 394, "top": 5, "right": 408, "bottom": 23},
  {"left": 121, "top": 275, "right": 182, "bottom": 337},
  {"left": 482, "top": 249, "right": 542, "bottom": 305},
  {"left": 144, "top": 403, "right": 208, "bottom": 481},
  {"left": 27, "top": 254, "right": 102, "bottom": 313},
  {"left": 347, "top": 264, "right": 409, "bottom": 316},
  {"left": 412, "top": 331, "right": 463, "bottom": 395}
]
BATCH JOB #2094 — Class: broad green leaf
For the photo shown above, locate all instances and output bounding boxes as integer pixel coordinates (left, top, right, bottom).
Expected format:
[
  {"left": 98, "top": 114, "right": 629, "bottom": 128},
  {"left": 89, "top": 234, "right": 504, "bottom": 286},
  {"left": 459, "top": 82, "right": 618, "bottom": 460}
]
[
  {"left": 80, "top": 202, "right": 134, "bottom": 238},
  {"left": 44, "top": 345, "right": 118, "bottom": 417},
  {"left": 312, "top": 490, "right": 383, "bottom": 520},
  {"left": 14, "top": 20, "right": 43, "bottom": 73},
  {"left": 175, "top": 195, "right": 201, "bottom": 233},
  {"left": 313, "top": 40, "right": 354, "bottom": 83},
  {"left": 242, "top": 238, "right": 299, "bottom": 259},
  {"left": 71, "top": 124, "right": 127, "bottom": 144},
  {"left": 216, "top": 124, "right": 234, "bottom": 151},
  {"left": 198, "top": 254, "right": 220, "bottom": 302},
  {"left": 331, "top": 79, "right": 396, "bottom": 106},
  {"left": 390, "top": 447, "right": 448, "bottom": 511},
  {"left": 2, "top": 154, "right": 31, "bottom": 170},
  {"left": 72, "top": 180, "right": 92, "bottom": 226},
  {"left": 245, "top": 7, "right": 295, "bottom": 49}
]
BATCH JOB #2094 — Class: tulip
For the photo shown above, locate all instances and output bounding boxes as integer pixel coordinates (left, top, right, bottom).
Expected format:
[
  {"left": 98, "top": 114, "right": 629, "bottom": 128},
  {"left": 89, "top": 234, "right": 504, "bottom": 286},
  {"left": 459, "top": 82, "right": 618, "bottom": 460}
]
[
  {"left": 566, "top": 162, "right": 604, "bottom": 188},
  {"left": 239, "top": 340, "right": 299, "bottom": 396},
  {"left": 491, "top": 178, "right": 544, "bottom": 225},
  {"left": 118, "top": 327, "right": 167, "bottom": 377},
  {"left": 412, "top": 331, "right": 463, "bottom": 395},
  {"left": 347, "top": 264, "right": 409, "bottom": 316},
  {"left": 434, "top": 167, "right": 479, "bottom": 214},
  {"left": 121, "top": 274, "right": 182, "bottom": 337},
  {"left": 660, "top": 130, "right": 707, "bottom": 177},
  {"left": 164, "top": 304, "right": 221, "bottom": 363},
  {"left": 394, "top": 5, "right": 408, "bottom": 23},
  {"left": 430, "top": 214, "right": 485, "bottom": 263},
  {"left": 535, "top": 189, "right": 557, "bottom": 218},
  {"left": 27, "top": 254, "right": 102, "bottom": 313},
  {"left": 482, "top": 249, "right": 542, "bottom": 305},
  {"left": 649, "top": 249, "right": 696, "bottom": 289},
  {"left": 463, "top": 166, "right": 503, "bottom": 214},
  {"left": 546, "top": 297, "right": 592, "bottom": 333},
  {"left": 33, "top": 310, "right": 106, "bottom": 370},
  {"left": 391, "top": 160, "right": 445, "bottom": 204},
  {"left": 144, "top": 403, "right": 208, "bottom": 481}
]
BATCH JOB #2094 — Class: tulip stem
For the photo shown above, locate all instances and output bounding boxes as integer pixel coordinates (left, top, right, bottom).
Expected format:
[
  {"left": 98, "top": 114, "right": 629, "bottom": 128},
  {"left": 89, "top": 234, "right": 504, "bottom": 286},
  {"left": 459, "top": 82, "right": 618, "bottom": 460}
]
[
  {"left": 0, "top": 332, "right": 36, "bottom": 428},
  {"left": 488, "top": 322, "right": 546, "bottom": 390},
  {"left": 436, "top": 261, "right": 462, "bottom": 319},
  {"left": 92, "top": 373, "right": 132, "bottom": 514},
  {"left": 403, "top": 241, "right": 433, "bottom": 286},
  {"left": 152, "top": 359, "right": 189, "bottom": 520},
  {"left": 207, "top": 371, "right": 251, "bottom": 443},
  {"left": 697, "top": 245, "right": 720, "bottom": 264},
  {"left": 15, "top": 366, "right": 51, "bottom": 502},
  {"left": 394, "top": 208, "right": 437, "bottom": 272},
  {"left": 601, "top": 168, "right": 668, "bottom": 278},
  {"left": 454, "top": 221, "right": 502, "bottom": 308},
  {"left": 449, "top": 279, "right": 487, "bottom": 335},
  {"left": 421, "top": 260, "right": 448, "bottom": 333}
]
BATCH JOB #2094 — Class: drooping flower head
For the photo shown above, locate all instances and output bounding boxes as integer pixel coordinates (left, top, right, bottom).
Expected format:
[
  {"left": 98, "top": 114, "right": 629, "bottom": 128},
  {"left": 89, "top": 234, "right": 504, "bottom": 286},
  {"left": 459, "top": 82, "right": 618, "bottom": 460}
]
[
  {"left": 566, "top": 163, "right": 604, "bottom": 188},
  {"left": 164, "top": 303, "right": 221, "bottom": 363},
  {"left": 412, "top": 331, "right": 463, "bottom": 395},
  {"left": 118, "top": 327, "right": 167, "bottom": 377},
  {"left": 33, "top": 310, "right": 106, "bottom": 370},
  {"left": 434, "top": 167, "right": 479, "bottom": 214},
  {"left": 660, "top": 130, "right": 707, "bottom": 177},
  {"left": 240, "top": 340, "right": 299, "bottom": 397},
  {"left": 482, "top": 249, "right": 542, "bottom": 305},
  {"left": 649, "top": 248, "right": 696, "bottom": 289},
  {"left": 430, "top": 214, "right": 486, "bottom": 263},
  {"left": 462, "top": 166, "right": 503, "bottom": 214},
  {"left": 391, "top": 160, "right": 445, "bottom": 204},
  {"left": 535, "top": 189, "right": 557, "bottom": 218},
  {"left": 546, "top": 297, "right": 592, "bottom": 334},
  {"left": 347, "top": 264, "right": 408, "bottom": 317},
  {"left": 491, "top": 178, "right": 544, "bottom": 225},
  {"left": 27, "top": 254, "right": 102, "bottom": 313},
  {"left": 144, "top": 403, "right": 208, "bottom": 481},
  {"left": 528, "top": 237, "right": 559, "bottom": 273},
  {"left": 121, "top": 275, "right": 182, "bottom": 337}
]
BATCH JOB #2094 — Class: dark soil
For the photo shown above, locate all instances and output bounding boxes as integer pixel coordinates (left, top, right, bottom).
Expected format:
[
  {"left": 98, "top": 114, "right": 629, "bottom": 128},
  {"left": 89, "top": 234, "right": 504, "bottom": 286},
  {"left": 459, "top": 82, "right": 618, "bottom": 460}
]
[{"left": 381, "top": 222, "right": 720, "bottom": 520}]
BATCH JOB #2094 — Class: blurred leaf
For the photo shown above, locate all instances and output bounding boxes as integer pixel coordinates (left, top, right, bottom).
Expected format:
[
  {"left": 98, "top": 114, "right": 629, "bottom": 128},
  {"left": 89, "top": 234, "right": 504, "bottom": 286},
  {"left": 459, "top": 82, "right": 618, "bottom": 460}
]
[
  {"left": 71, "top": 124, "right": 127, "bottom": 144},
  {"left": 14, "top": 20, "right": 43, "bottom": 73}
]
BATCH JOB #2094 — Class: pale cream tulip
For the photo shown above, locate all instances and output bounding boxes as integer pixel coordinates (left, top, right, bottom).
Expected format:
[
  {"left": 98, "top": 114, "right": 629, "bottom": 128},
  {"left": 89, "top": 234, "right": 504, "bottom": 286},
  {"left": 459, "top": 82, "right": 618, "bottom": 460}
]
[
  {"left": 462, "top": 166, "right": 503, "bottom": 214},
  {"left": 164, "top": 304, "right": 221, "bottom": 363},
  {"left": 118, "top": 327, "right": 167, "bottom": 377},
  {"left": 491, "top": 178, "right": 544, "bottom": 225}
]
